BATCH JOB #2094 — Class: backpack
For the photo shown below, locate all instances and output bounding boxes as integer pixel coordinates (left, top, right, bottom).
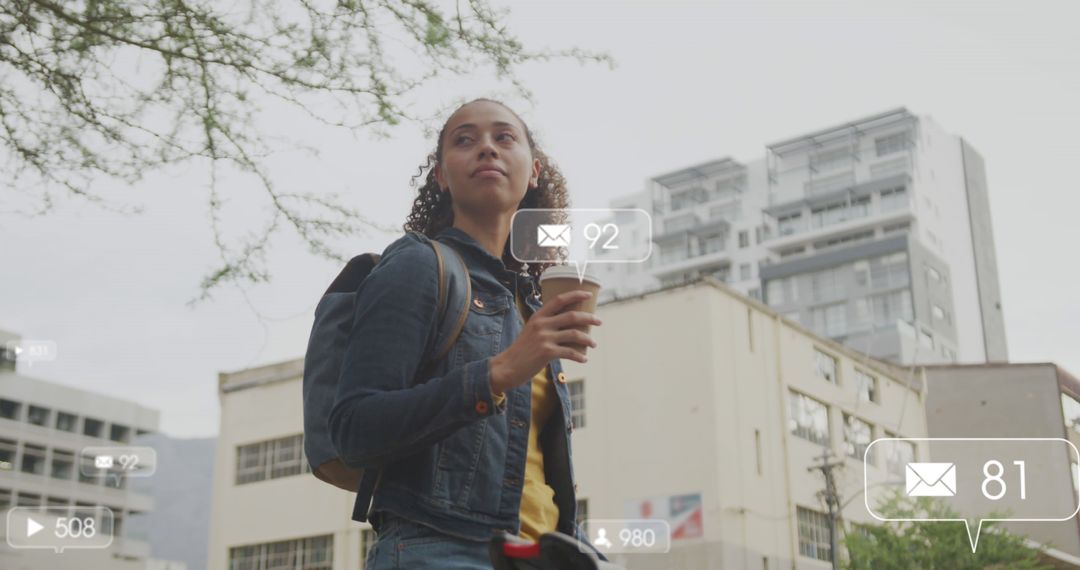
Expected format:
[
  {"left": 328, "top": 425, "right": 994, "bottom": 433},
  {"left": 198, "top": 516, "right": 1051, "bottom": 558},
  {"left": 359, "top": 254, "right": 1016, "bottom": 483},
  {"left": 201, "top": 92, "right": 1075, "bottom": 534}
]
[{"left": 301, "top": 233, "right": 471, "bottom": 511}]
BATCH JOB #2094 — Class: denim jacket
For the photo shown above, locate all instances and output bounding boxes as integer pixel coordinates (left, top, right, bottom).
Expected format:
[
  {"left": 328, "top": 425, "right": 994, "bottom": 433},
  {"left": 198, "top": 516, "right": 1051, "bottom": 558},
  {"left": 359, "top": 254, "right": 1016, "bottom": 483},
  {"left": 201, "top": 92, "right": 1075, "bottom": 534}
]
[{"left": 329, "top": 226, "right": 606, "bottom": 560}]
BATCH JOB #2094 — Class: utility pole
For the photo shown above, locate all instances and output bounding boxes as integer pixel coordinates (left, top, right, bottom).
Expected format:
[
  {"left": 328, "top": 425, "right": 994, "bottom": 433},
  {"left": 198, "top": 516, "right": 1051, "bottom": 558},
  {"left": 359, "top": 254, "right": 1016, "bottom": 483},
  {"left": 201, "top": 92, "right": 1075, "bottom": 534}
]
[{"left": 808, "top": 447, "right": 843, "bottom": 570}]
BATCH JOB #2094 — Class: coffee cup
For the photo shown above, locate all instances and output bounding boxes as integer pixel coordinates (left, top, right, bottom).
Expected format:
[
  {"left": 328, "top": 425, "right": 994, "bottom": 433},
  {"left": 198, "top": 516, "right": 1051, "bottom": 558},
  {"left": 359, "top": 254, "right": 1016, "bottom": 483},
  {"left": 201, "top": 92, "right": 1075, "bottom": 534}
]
[{"left": 539, "top": 265, "right": 602, "bottom": 355}]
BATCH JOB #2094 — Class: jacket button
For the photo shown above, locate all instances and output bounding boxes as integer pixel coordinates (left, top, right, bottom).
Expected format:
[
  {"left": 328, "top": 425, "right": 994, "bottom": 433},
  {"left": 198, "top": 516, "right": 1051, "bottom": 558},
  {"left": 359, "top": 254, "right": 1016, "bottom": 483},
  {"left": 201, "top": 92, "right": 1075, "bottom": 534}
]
[
  {"left": 473, "top": 297, "right": 485, "bottom": 309},
  {"left": 475, "top": 401, "right": 489, "bottom": 414},
  {"left": 557, "top": 372, "right": 567, "bottom": 383}
]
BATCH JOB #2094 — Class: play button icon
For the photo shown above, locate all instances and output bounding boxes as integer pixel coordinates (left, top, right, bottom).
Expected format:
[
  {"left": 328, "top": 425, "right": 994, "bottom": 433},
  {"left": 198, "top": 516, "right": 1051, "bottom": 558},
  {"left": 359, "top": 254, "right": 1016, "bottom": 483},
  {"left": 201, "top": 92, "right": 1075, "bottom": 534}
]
[{"left": 26, "top": 518, "right": 43, "bottom": 538}]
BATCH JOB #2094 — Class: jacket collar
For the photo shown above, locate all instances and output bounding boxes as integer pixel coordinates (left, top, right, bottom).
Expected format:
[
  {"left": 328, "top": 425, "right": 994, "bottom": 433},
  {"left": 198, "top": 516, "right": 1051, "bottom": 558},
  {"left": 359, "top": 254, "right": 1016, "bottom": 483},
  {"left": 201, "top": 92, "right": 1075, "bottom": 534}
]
[{"left": 434, "top": 226, "right": 539, "bottom": 299}]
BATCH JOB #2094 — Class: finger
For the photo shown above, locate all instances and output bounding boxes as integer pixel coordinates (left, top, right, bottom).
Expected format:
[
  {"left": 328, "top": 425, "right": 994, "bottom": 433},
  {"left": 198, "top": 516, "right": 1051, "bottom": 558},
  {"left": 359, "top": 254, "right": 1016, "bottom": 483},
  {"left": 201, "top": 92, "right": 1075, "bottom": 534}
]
[
  {"left": 536, "top": 290, "right": 592, "bottom": 317},
  {"left": 549, "top": 311, "right": 602, "bottom": 329},
  {"left": 553, "top": 329, "right": 596, "bottom": 348},
  {"left": 555, "top": 346, "right": 588, "bottom": 364}
]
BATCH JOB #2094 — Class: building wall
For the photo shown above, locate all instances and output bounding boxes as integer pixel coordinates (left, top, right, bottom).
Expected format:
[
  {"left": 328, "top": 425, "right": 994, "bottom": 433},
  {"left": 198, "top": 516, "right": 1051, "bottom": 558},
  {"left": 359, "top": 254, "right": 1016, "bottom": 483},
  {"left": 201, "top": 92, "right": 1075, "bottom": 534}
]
[
  {"left": 207, "top": 363, "right": 370, "bottom": 570},
  {"left": 959, "top": 141, "right": 1010, "bottom": 362},
  {"left": 924, "top": 364, "right": 1080, "bottom": 556}
]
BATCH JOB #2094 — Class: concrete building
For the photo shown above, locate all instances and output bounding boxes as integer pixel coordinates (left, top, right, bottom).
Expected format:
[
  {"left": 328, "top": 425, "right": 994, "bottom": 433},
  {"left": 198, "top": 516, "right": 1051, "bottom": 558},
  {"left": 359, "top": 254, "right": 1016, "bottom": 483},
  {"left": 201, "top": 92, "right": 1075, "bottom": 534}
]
[
  {"left": 0, "top": 329, "right": 181, "bottom": 570},
  {"left": 592, "top": 108, "right": 1008, "bottom": 366},
  {"left": 562, "top": 277, "right": 929, "bottom": 569},
  {"left": 207, "top": 359, "right": 374, "bottom": 570},
  {"left": 923, "top": 363, "right": 1080, "bottom": 561}
]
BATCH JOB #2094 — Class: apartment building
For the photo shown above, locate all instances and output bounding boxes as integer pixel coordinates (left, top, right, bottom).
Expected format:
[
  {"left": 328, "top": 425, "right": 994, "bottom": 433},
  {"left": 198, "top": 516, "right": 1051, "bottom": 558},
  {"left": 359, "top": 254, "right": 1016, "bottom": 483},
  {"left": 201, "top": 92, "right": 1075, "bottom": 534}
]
[
  {"left": 592, "top": 108, "right": 1008, "bottom": 366},
  {"left": 0, "top": 329, "right": 178, "bottom": 569}
]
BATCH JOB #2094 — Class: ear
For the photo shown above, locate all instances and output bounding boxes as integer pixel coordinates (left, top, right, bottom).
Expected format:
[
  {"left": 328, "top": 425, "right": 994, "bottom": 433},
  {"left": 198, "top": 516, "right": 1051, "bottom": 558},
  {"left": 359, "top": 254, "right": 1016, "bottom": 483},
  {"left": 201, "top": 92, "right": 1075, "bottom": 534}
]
[
  {"left": 529, "top": 157, "right": 541, "bottom": 188},
  {"left": 434, "top": 161, "right": 447, "bottom": 192}
]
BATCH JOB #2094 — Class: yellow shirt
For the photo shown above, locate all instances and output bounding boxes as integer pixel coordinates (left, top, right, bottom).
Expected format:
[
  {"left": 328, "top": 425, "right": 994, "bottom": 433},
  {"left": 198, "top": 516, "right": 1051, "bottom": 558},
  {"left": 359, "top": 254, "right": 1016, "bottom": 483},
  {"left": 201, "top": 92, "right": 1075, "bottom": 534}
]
[{"left": 491, "top": 292, "right": 560, "bottom": 542}]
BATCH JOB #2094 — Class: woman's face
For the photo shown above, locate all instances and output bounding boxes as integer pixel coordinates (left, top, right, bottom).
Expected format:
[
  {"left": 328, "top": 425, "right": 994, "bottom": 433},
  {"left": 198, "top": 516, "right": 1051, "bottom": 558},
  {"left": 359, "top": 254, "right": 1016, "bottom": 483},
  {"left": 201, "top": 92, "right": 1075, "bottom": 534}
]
[{"left": 435, "top": 101, "right": 541, "bottom": 219}]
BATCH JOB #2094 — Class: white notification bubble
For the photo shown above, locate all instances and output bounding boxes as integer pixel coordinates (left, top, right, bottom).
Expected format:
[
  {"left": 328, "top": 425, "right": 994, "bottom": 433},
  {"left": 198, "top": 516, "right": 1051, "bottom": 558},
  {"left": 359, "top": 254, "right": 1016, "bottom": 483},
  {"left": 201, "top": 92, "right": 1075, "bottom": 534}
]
[
  {"left": 510, "top": 208, "right": 653, "bottom": 283},
  {"left": 5, "top": 506, "right": 114, "bottom": 553},
  {"left": 863, "top": 437, "right": 1080, "bottom": 553},
  {"left": 80, "top": 446, "right": 157, "bottom": 486},
  {"left": 4, "top": 339, "right": 58, "bottom": 367}
]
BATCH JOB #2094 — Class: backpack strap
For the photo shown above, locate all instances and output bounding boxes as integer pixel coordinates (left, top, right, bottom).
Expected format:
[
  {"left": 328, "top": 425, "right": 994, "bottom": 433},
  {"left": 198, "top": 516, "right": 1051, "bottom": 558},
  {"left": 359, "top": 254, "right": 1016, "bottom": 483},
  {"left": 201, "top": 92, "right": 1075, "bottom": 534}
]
[{"left": 353, "top": 234, "right": 472, "bottom": 523}]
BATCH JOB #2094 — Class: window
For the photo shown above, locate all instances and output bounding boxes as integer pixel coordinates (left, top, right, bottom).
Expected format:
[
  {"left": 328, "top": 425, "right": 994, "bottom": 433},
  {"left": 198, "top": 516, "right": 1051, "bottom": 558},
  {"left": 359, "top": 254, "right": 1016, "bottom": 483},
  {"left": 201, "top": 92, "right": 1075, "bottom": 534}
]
[
  {"left": 885, "top": 438, "right": 916, "bottom": 480},
  {"left": 236, "top": 441, "right": 269, "bottom": 485},
  {"left": 664, "top": 213, "right": 698, "bottom": 233},
  {"left": 47, "top": 497, "right": 70, "bottom": 508},
  {"left": 777, "top": 212, "right": 804, "bottom": 236},
  {"left": 870, "top": 156, "right": 909, "bottom": 179},
  {"left": 869, "top": 252, "right": 909, "bottom": 289},
  {"left": 806, "top": 171, "right": 854, "bottom": 195},
  {"left": 78, "top": 453, "right": 97, "bottom": 485},
  {"left": 797, "top": 506, "right": 833, "bottom": 561},
  {"left": 55, "top": 412, "right": 77, "bottom": 432},
  {"left": 814, "top": 349, "right": 838, "bottom": 383},
  {"left": 0, "top": 438, "right": 16, "bottom": 471},
  {"left": 83, "top": 418, "right": 104, "bottom": 438},
  {"left": 880, "top": 187, "right": 908, "bottom": 211},
  {"left": 739, "top": 263, "right": 752, "bottom": 281},
  {"left": 810, "top": 267, "right": 844, "bottom": 303},
  {"left": 236, "top": 434, "right": 309, "bottom": 485},
  {"left": 748, "top": 287, "right": 761, "bottom": 300},
  {"left": 568, "top": 380, "right": 586, "bottom": 429},
  {"left": 1062, "top": 394, "right": 1080, "bottom": 432},
  {"left": 51, "top": 449, "right": 75, "bottom": 480},
  {"left": 576, "top": 498, "right": 589, "bottom": 536},
  {"left": 738, "top": 231, "right": 749, "bottom": 248},
  {"left": 270, "top": 435, "right": 305, "bottom": 479},
  {"left": 109, "top": 424, "right": 131, "bottom": 443},
  {"left": 0, "top": 399, "right": 21, "bottom": 420},
  {"left": 27, "top": 405, "right": 50, "bottom": 427},
  {"left": 811, "top": 201, "right": 846, "bottom": 228},
  {"left": 865, "top": 291, "right": 914, "bottom": 326},
  {"left": 766, "top": 279, "right": 785, "bottom": 305},
  {"left": 875, "top": 132, "right": 908, "bottom": 157},
  {"left": 810, "top": 303, "right": 847, "bottom": 338},
  {"left": 0, "top": 488, "right": 11, "bottom": 509},
  {"left": 843, "top": 414, "right": 874, "bottom": 462},
  {"left": 20, "top": 443, "right": 46, "bottom": 475},
  {"left": 932, "top": 304, "right": 947, "bottom": 322},
  {"left": 16, "top": 492, "right": 42, "bottom": 508},
  {"left": 882, "top": 221, "right": 910, "bottom": 235},
  {"left": 700, "top": 233, "right": 725, "bottom": 254},
  {"left": 812, "top": 230, "right": 874, "bottom": 252},
  {"left": 360, "top": 528, "right": 376, "bottom": 567},
  {"left": 788, "top": 391, "right": 829, "bottom": 446},
  {"left": 810, "top": 146, "right": 851, "bottom": 172},
  {"left": 855, "top": 370, "right": 879, "bottom": 404},
  {"left": 229, "top": 535, "right": 334, "bottom": 570},
  {"left": 709, "top": 202, "right": 741, "bottom": 221},
  {"left": 779, "top": 246, "right": 805, "bottom": 259}
]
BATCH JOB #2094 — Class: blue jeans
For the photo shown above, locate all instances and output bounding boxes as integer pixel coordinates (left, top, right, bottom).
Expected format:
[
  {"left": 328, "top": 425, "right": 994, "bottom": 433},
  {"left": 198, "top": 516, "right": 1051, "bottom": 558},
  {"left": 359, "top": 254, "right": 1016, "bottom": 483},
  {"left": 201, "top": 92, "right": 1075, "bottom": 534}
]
[{"left": 367, "top": 511, "right": 493, "bottom": 569}]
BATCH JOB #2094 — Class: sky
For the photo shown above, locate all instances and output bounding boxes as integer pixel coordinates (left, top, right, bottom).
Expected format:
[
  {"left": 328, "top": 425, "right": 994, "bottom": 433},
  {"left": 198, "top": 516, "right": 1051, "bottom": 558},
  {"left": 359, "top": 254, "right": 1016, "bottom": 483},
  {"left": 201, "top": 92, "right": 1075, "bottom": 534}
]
[{"left": 2, "top": 0, "right": 1078, "bottom": 438}]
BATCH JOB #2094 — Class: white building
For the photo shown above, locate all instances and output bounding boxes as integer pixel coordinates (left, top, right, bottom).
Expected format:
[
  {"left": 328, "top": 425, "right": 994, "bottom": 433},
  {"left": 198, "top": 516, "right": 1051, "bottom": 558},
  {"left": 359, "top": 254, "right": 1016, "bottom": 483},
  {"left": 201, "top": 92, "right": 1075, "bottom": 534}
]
[
  {"left": 563, "top": 277, "right": 929, "bottom": 569},
  {"left": 207, "top": 359, "right": 374, "bottom": 570},
  {"left": 592, "top": 108, "right": 1008, "bottom": 366},
  {"left": 0, "top": 329, "right": 181, "bottom": 570}
]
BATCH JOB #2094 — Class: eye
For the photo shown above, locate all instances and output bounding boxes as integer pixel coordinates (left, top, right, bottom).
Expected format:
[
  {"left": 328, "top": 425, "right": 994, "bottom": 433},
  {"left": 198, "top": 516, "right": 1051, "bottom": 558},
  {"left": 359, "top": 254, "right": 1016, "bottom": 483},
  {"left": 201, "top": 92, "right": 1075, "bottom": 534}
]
[
  {"left": 455, "top": 135, "right": 473, "bottom": 145},
  {"left": 497, "top": 132, "right": 516, "bottom": 141}
]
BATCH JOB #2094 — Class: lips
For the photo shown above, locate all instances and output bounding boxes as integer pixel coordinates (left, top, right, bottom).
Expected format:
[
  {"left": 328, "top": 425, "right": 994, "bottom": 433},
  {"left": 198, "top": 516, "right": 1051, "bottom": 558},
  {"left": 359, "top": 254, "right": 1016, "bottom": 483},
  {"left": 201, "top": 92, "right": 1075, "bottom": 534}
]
[{"left": 472, "top": 165, "right": 506, "bottom": 177}]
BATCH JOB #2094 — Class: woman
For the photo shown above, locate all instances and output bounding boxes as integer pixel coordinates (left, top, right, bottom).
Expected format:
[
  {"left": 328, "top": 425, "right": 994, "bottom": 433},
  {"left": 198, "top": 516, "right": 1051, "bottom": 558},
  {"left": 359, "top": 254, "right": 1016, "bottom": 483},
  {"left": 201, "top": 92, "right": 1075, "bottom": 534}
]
[{"left": 329, "top": 98, "right": 609, "bottom": 568}]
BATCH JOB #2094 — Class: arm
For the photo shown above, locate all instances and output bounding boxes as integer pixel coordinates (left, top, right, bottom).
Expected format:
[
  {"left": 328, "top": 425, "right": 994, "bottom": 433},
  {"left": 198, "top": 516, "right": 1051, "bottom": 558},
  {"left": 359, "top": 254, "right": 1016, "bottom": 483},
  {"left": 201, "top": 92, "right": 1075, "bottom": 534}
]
[{"left": 328, "top": 235, "right": 506, "bottom": 469}]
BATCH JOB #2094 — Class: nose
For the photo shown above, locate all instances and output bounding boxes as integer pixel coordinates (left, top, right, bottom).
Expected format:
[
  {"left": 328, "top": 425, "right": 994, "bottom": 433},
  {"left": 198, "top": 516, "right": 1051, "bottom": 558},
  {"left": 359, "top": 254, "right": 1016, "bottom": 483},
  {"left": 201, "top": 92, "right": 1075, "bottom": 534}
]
[{"left": 478, "top": 134, "right": 499, "bottom": 159}]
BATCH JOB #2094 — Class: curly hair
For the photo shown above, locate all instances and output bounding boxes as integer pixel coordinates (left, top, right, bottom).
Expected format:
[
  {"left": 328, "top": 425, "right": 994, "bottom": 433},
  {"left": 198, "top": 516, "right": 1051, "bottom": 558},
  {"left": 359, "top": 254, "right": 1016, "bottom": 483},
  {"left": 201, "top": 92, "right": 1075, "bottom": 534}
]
[{"left": 403, "top": 98, "right": 569, "bottom": 280}]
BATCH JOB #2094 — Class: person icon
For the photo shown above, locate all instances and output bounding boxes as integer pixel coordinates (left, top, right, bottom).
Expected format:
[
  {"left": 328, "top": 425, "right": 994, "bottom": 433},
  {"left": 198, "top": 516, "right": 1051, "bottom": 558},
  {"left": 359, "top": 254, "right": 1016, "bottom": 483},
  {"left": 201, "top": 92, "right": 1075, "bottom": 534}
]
[{"left": 593, "top": 528, "right": 613, "bottom": 549}]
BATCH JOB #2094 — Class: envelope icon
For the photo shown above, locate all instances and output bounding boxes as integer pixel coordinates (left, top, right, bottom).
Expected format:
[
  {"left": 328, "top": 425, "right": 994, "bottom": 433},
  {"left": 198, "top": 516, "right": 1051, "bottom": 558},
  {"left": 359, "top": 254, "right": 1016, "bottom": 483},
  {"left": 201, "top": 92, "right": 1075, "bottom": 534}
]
[
  {"left": 95, "top": 455, "right": 114, "bottom": 469},
  {"left": 905, "top": 462, "right": 957, "bottom": 497},
  {"left": 537, "top": 224, "right": 571, "bottom": 248}
]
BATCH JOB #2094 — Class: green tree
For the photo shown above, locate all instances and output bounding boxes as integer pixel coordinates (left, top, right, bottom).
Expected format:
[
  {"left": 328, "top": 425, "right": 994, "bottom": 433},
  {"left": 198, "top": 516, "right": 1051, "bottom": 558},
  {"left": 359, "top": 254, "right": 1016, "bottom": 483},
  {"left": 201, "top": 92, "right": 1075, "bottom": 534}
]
[
  {"left": 843, "top": 492, "right": 1052, "bottom": 570},
  {"left": 0, "top": 0, "right": 612, "bottom": 301}
]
